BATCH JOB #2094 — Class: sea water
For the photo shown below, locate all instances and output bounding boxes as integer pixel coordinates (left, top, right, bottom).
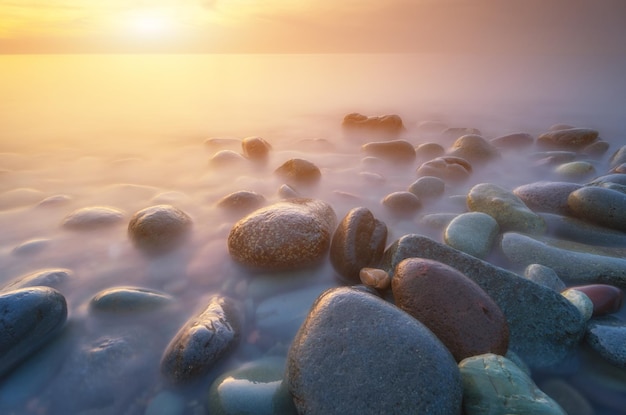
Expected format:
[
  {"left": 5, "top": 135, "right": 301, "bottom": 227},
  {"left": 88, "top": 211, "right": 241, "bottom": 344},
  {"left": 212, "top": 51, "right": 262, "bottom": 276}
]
[{"left": 1, "top": 53, "right": 626, "bottom": 414}]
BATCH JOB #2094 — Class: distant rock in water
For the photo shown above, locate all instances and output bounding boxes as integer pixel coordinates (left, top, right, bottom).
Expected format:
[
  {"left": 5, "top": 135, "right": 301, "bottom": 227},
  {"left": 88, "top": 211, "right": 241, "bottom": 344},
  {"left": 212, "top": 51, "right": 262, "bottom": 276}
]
[
  {"left": 537, "top": 128, "right": 599, "bottom": 150},
  {"left": 417, "top": 156, "right": 472, "bottom": 182},
  {"left": 361, "top": 140, "right": 416, "bottom": 163},
  {"left": 342, "top": 112, "right": 404, "bottom": 137},
  {"left": 128, "top": 205, "right": 193, "bottom": 255},
  {"left": 241, "top": 136, "right": 272, "bottom": 161},
  {"left": 216, "top": 190, "right": 266, "bottom": 215},
  {"left": 490, "top": 132, "right": 534, "bottom": 150},
  {"left": 449, "top": 134, "right": 500, "bottom": 163},
  {"left": 62, "top": 206, "right": 126, "bottom": 230},
  {"left": 228, "top": 198, "right": 336, "bottom": 271},
  {"left": 274, "top": 158, "right": 321, "bottom": 187}
]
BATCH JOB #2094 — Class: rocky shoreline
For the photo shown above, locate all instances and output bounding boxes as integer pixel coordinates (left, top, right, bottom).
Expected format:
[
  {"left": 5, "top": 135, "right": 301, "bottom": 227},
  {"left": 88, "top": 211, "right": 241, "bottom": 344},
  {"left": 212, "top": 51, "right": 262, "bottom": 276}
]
[{"left": 0, "top": 113, "right": 625, "bottom": 414}]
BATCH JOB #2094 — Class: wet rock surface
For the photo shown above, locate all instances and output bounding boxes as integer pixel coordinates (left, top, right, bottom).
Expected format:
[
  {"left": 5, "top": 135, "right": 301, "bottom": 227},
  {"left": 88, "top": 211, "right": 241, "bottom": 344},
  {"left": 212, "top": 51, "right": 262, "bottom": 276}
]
[
  {"left": 537, "top": 128, "right": 599, "bottom": 150},
  {"left": 228, "top": 198, "right": 336, "bottom": 271},
  {"left": 392, "top": 258, "right": 509, "bottom": 361},
  {"left": 444, "top": 211, "right": 499, "bottom": 258},
  {"left": 287, "top": 287, "right": 462, "bottom": 415},
  {"left": 274, "top": 158, "right": 321, "bottom": 187},
  {"left": 128, "top": 204, "right": 193, "bottom": 255}
]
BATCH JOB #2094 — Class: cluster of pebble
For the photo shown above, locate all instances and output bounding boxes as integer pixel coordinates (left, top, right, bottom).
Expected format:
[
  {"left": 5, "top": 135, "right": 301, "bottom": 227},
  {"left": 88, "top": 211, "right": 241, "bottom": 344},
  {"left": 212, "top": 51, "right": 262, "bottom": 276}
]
[{"left": 1, "top": 112, "right": 625, "bottom": 414}]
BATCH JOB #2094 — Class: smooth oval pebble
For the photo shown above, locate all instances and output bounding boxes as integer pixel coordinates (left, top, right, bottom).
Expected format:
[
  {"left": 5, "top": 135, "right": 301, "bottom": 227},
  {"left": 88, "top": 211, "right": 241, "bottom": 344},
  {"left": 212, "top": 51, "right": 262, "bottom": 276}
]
[
  {"left": 392, "top": 258, "right": 509, "bottom": 361},
  {"left": 359, "top": 268, "right": 390, "bottom": 290},
  {"left": 490, "top": 132, "right": 534, "bottom": 150},
  {"left": 459, "top": 353, "right": 567, "bottom": 415},
  {"left": 161, "top": 295, "right": 242, "bottom": 383},
  {"left": 561, "top": 289, "right": 593, "bottom": 321},
  {"left": 90, "top": 286, "right": 173, "bottom": 313},
  {"left": 568, "top": 284, "right": 624, "bottom": 317},
  {"left": 537, "top": 128, "right": 599, "bottom": 149},
  {"left": 444, "top": 212, "right": 499, "bottom": 259},
  {"left": 407, "top": 176, "right": 445, "bottom": 200},
  {"left": 1, "top": 268, "right": 73, "bottom": 292},
  {"left": 329, "top": 207, "right": 387, "bottom": 282},
  {"left": 449, "top": 134, "right": 500, "bottom": 163},
  {"left": 128, "top": 205, "right": 193, "bottom": 255},
  {"left": 523, "top": 264, "right": 566, "bottom": 292},
  {"left": 62, "top": 206, "right": 126, "bottom": 229},
  {"left": 361, "top": 139, "right": 416, "bottom": 163},
  {"left": 381, "top": 191, "right": 421, "bottom": 216},
  {"left": 0, "top": 287, "right": 68, "bottom": 377},
  {"left": 568, "top": 186, "right": 626, "bottom": 232},
  {"left": 216, "top": 190, "right": 266, "bottom": 214},
  {"left": 274, "top": 158, "right": 321, "bottom": 187},
  {"left": 241, "top": 136, "right": 271, "bottom": 161}
]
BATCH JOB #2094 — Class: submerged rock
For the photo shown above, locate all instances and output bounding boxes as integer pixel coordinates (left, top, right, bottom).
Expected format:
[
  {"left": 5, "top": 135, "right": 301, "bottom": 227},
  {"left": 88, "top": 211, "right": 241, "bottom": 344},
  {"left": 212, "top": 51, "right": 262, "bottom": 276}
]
[
  {"left": 444, "top": 211, "right": 499, "bottom": 259},
  {"left": 568, "top": 186, "right": 626, "bottom": 232},
  {"left": 62, "top": 206, "right": 126, "bottom": 230},
  {"left": 392, "top": 258, "right": 509, "bottom": 361},
  {"left": 1, "top": 268, "right": 73, "bottom": 292},
  {"left": 274, "top": 158, "right": 321, "bottom": 187},
  {"left": 216, "top": 190, "right": 266, "bottom": 215},
  {"left": 128, "top": 205, "right": 193, "bottom": 255},
  {"left": 501, "top": 232, "right": 626, "bottom": 288},
  {"left": 467, "top": 183, "right": 546, "bottom": 234},
  {"left": 287, "top": 287, "right": 462, "bottom": 415},
  {"left": 241, "top": 136, "right": 271, "bottom": 161},
  {"left": 329, "top": 207, "right": 387, "bottom": 283},
  {"left": 228, "top": 198, "right": 336, "bottom": 271},
  {"left": 449, "top": 134, "right": 500, "bottom": 163},
  {"left": 459, "top": 354, "right": 566, "bottom": 415},
  {"left": 161, "top": 295, "right": 242, "bottom": 383},
  {"left": 383, "top": 234, "right": 585, "bottom": 367},
  {"left": 585, "top": 316, "right": 626, "bottom": 369},
  {"left": 0, "top": 287, "right": 68, "bottom": 377},
  {"left": 490, "top": 132, "right": 534, "bottom": 150},
  {"left": 361, "top": 139, "right": 416, "bottom": 163},
  {"left": 537, "top": 128, "right": 599, "bottom": 150},
  {"left": 342, "top": 112, "right": 404, "bottom": 136},
  {"left": 407, "top": 176, "right": 445, "bottom": 200},
  {"left": 90, "top": 286, "right": 173, "bottom": 313},
  {"left": 381, "top": 191, "right": 421, "bottom": 217},
  {"left": 417, "top": 156, "right": 472, "bottom": 182}
]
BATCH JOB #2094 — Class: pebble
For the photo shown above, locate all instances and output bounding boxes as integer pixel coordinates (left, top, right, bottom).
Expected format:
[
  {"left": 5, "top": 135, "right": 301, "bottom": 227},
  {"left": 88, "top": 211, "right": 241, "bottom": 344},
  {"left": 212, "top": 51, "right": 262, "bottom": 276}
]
[
  {"left": 459, "top": 353, "right": 566, "bottom": 415},
  {"left": 582, "top": 139, "right": 610, "bottom": 157},
  {"left": 586, "top": 172, "right": 626, "bottom": 187},
  {"left": 127, "top": 204, "right": 193, "bottom": 255},
  {"left": 381, "top": 191, "right": 421, "bottom": 217},
  {"left": 537, "top": 127, "right": 599, "bottom": 150},
  {"left": 501, "top": 232, "right": 626, "bottom": 287},
  {"left": 359, "top": 268, "right": 390, "bottom": 290},
  {"left": 561, "top": 288, "right": 594, "bottom": 321},
  {"left": 392, "top": 258, "right": 509, "bottom": 361},
  {"left": 341, "top": 112, "right": 404, "bottom": 136},
  {"left": 286, "top": 286, "right": 462, "bottom": 415},
  {"left": 361, "top": 139, "right": 416, "bottom": 163},
  {"left": 90, "top": 286, "right": 174, "bottom": 313},
  {"left": 467, "top": 182, "right": 546, "bottom": 234},
  {"left": 449, "top": 134, "right": 500, "bottom": 163},
  {"left": 407, "top": 175, "right": 445, "bottom": 200},
  {"left": 609, "top": 144, "right": 626, "bottom": 168},
  {"left": 585, "top": 316, "right": 626, "bottom": 369},
  {"left": 554, "top": 161, "right": 596, "bottom": 180},
  {"left": 540, "top": 212, "right": 626, "bottom": 246},
  {"left": 0, "top": 287, "right": 68, "bottom": 377},
  {"left": 277, "top": 183, "right": 299, "bottom": 199},
  {"left": 568, "top": 186, "right": 626, "bottom": 232},
  {"left": 37, "top": 194, "right": 72, "bottom": 207},
  {"left": 62, "top": 206, "right": 126, "bottom": 229},
  {"left": 382, "top": 234, "right": 585, "bottom": 367},
  {"left": 490, "top": 132, "right": 534, "bottom": 150},
  {"left": 513, "top": 181, "right": 582, "bottom": 215},
  {"left": 274, "top": 158, "right": 321, "bottom": 187},
  {"left": 523, "top": 264, "right": 566, "bottom": 292},
  {"left": 444, "top": 211, "right": 499, "bottom": 259},
  {"left": 161, "top": 295, "right": 242, "bottom": 383},
  {"left": 415, "top": 142, "right": 445, "bottom": 160},
  {"left": 417, "top": 156, "right": 472, "bottom": 182},
  {"left": 241, "top": 136, "right": 271, "bottom": 161},
  {"left": 209, "top": 150, "right": 247, "bottom": 166},
  {"left": 216, "top": 190, "right": 266, "bottom": 215},
  {"left": 207, "top": 357, "right": 296, "bottom": 415},
  {"left": 569, "top": 284, "right": 624, "bottom": 316},
  {"left": 228, "top": 198, "right": 336, "bottom": 271},
  {"left": 1, "top": 268, "right": 73, "bottom": 292},
  {"left": 329, "top": 207, "right": 387, "bottom": 283}
]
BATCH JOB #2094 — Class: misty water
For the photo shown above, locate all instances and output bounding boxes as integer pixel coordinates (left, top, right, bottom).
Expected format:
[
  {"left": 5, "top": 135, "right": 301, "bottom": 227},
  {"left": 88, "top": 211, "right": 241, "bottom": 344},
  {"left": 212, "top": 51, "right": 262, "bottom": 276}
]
[{"left": 1, "top": 53, "right": 626, "bottom": 414}]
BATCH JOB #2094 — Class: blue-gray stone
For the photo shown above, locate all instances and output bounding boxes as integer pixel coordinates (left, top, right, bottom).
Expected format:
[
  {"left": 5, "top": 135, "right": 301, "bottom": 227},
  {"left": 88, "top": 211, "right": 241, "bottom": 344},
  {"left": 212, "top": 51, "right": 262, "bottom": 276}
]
[
  {"left": 287, "top": 286, "right": 462, "bottom": 415},
  {"left": 161, "top": 295, "right": 242, "bottom": 383},
  {"left": 0, "top": 287, "right": 67, "bottom": 377},
  {"left": 444, "top": 212, "right": 499, "bottom": 259},
  {"left": 501, "top": 232, "right": 626, "bottom": 288},
  {"left": 208, "top": 357, "right": 296, "bottom": 415},
  {"left": 523, "top": 264, "right": 566, "bottom": 292},
  {"left": 540, "top": 212, "right": 626, "bottom": 247},
  {"left": 90, "top": 286, "right": 174, "bottom": 313},
  {"left": 382, "top": 234, "right": 585, "bottom": 367},
  {"left": 568, "top": 186, "right": 626, "bottom": 232},
  {"left": 585, "top": 316, "right": 626, "bottom": 369},
  {"left": 0, "top": 268, "right": 73, "bottom": 292},
  {"left": 407, "top": 176, "right": 445, "bottom": 200}
]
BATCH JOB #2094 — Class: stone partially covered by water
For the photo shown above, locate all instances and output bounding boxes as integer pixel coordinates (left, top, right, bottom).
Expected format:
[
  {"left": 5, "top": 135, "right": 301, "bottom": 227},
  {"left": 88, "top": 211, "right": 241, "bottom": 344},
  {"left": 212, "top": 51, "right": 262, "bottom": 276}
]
[
  {"left": 392, "top": 258, "right": 509, "bottom": 361},
  {"left": 523, "top": 264, "right": 566, "bottom": 292},
  {"left": 128, "top": 204, "right": 193, "bottom": 255},
  {"left": 383, "top": 234, "right": 586, "bottom": 368},
  {"left": 274, "top": 158, "right": 322, "bottom": 187},
  {"left": 0, "top": 268, "right": 73, "bottom": 292},
  {"left": 490, "top": 132, "right": 534, "bottom": 150},
  {"left": 241, "top": 136, "right": 272, "bottom": 161},
  {"left": 585, "top": 316, "right": 626, "bottom": 369},
  {"left": 569, "top": 284, "right": 624, "bottom": 317},
  {"left": 568, "top": 185, "right": 626, "bottom": 232},
  {"left": 361, "top": 139, "right": 416, "bottom": 163},
  {"left": 467, "top": 182, "right": 546, "bottom": 234},
  {"left": 228, "top": 198, "right": 336, "bottom": 271},
  {"left": 216, "top": 190, "right": 266, "bottom": 215},
  {"left": 90, "top": 286, "right": 174, "bottom": 313},
  {"left": 417, "top": 156, "right": 472, "bottom": 182},
  {"left": 62, "top": 206, "right": 126, "bottom": 230},
  {"left": 449, "top": 134, "right": 500, "bottom": 163},
  {"left": 286, "top": 286, "right": 462, "bottom": 415},
  {"left": 161, "top": 295, "right": 242, "bottom": 383},
  {"left": 444, "top": 211, "right": 499, "bottom": 259},
  {"left": 537, "top": 127, "right": 599, "bottom": 150},
  {"left": 513, "top": 181, "right": 582, "bottom": 215},
  {"left": 329, "top": 207, "right": 387, "bottom": 283},
  {"left": 407, "top": 175, "right": 445, "bottom": 200},
  {"left": 459, "top": 353, "right": 567, "bottom": 415},
  {"left": 342, "top": 112, "right": 404, "bottom": 136},
  {"left": 501, "top": 232, "right": 626, "bottom": 287},
  {"left": 0, "top": 287, "right": 68, "bottom": 377}
]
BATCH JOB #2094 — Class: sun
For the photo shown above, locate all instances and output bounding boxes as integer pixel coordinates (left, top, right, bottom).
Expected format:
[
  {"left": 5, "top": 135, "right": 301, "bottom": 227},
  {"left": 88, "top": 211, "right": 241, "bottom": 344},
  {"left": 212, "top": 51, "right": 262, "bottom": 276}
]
[{"left": 125, "top": 9, "right": 177, "bottom": 38}]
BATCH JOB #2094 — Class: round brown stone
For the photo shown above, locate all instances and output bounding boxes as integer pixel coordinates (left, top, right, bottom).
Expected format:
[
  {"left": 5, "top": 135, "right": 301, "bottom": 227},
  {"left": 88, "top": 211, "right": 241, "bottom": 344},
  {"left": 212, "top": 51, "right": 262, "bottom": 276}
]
[{"left": 392, "top": 258, "right": 509, "bottom": 361}]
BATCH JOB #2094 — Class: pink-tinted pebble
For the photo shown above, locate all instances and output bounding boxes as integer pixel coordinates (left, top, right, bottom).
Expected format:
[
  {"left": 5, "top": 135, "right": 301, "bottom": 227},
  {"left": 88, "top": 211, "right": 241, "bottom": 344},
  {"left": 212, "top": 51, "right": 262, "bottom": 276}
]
[{"left": 569, "top": 284, "right": 624, "bottom": 317}]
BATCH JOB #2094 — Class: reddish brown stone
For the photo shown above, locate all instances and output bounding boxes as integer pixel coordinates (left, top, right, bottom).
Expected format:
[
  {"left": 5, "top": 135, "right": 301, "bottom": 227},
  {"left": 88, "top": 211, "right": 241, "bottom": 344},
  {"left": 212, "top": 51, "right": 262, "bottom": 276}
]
[
  {"left": 392, "top": 258, "right": 509, "bottom": 362},
  {"left": 569, "top": 284, "right": 624, "bottom": 317}
]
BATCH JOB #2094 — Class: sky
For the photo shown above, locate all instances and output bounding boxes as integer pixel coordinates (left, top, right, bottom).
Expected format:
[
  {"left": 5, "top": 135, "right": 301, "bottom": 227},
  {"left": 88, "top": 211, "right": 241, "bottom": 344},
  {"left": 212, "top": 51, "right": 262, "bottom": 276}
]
[{"left": 1, "top": 0, "right": 625, "bottom": 54}]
